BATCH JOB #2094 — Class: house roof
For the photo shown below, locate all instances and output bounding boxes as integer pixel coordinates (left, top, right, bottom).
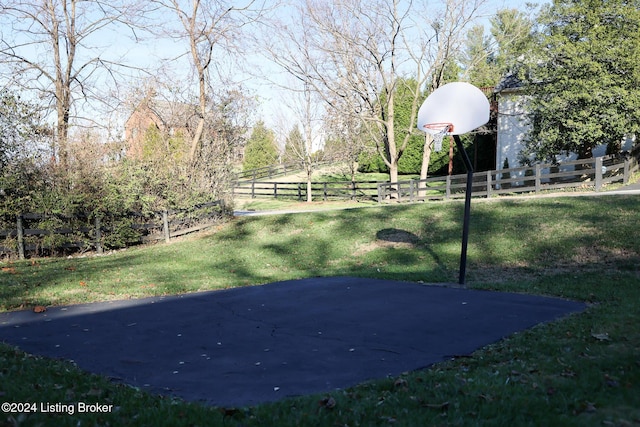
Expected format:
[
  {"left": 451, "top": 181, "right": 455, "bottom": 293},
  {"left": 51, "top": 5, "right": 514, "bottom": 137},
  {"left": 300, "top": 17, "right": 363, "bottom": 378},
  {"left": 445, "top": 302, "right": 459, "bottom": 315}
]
[{"left": 494, "top": 73, "right": 524, "bottom": 94}]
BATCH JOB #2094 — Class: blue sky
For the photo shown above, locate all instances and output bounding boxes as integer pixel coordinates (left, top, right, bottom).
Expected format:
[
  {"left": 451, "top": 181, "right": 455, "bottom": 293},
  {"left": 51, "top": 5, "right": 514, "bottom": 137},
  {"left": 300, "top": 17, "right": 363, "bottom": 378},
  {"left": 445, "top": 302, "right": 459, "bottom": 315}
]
[
  {"left": 0, "top": 0, "right": 549, "bottom": 140},
  {"left": 248, "top": 0, "right": 549, "bottom": 134}
]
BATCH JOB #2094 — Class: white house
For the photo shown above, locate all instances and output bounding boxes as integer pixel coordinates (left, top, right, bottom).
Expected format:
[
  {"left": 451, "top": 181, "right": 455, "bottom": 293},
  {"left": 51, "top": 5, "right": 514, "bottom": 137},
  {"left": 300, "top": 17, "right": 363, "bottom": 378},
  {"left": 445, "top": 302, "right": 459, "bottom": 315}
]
[
  {"left": 494, "top": 74, "right": 530, "bottom": 174},
  {"left": 494, "top": 74, "right": 635, "bottom": 185}
]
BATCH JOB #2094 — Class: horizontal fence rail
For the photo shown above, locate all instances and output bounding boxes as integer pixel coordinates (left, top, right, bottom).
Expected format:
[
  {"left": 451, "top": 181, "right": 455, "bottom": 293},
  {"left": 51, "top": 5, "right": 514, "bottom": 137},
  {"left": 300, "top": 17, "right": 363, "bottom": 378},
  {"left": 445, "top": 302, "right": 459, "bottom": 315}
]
[
  {"left": 233, "top": 163, "right": 299, "bottom": 181},
  {"left": 378, "top": 150, "right": 639, "bottom": 202},
  {"left": 233, "top": 180, "right": 380, "bottom": 201},
  {"left": 233, "top": 162, "right": 332, "bottom": 182},
  {"left": 232, "top": 149, "right": 638, "bottom": 204},
  {"left": 0, "top": 200, "right": 225, "bottom": 259}
]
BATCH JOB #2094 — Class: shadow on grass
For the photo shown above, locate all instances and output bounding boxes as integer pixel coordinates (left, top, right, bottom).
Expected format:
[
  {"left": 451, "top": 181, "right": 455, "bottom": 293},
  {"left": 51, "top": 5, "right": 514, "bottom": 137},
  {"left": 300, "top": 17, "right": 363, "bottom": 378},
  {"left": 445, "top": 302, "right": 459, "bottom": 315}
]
[{"left": 1, "top": 196, "right": 639, "bottom": 310}]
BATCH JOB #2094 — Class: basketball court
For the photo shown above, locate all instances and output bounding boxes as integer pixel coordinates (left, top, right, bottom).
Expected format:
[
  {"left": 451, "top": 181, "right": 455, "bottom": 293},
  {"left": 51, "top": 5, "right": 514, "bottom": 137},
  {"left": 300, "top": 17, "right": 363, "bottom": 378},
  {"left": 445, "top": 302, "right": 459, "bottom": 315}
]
[
  {"left": 0, "top": 83, "right": 587, "bottom": 407},
  {"left": 0, "top": 277, "right": 585, "bottom": 407}
]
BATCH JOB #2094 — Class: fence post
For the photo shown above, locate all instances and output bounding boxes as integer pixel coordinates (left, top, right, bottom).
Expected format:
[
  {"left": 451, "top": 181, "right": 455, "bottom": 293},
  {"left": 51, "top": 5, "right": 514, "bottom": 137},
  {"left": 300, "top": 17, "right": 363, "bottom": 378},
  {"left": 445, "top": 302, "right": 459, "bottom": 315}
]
[
  {"left": 273, "top": 183, "right": 277, "bottom": 198},
  {"left": 297, "top": 183, "right": 302, "bottom": 201},
  {"left": 351, "top": 181, "right": 356, "bottom": 200},
  {"left": 446, "top": 176, "right": 451, "bottom": 199},
  {"left": 94, "top": 216, "right": 103, "bottom": 254},
  {"left": 377, "top": 183, "right": 383, "bottom": 203},
  {"left": 323, "top": 183, "right": 328, "bottom": 201},
  {"left": 595, "top": 157, "right": 603, "bottom": 191},
  {"left": 409, "top": 180, "right": 415, "bottom": 202},
  {"left": 162, "top": 211, "right": 170, "bottom": 243},
  {"left": 535, "top": 163, "right": 541, "bottom": 193},
  {"left": 251, "top": 181, "right": 256, "bottom": 199},
  {"left": 16, "top": 214, "right": 25, "bottom": 260},
  {"left": 486, "top": 171, "right": 492, "bottom": 198},
  {"left": 623, "top": 158, "right": 630, "bottom": 184}
]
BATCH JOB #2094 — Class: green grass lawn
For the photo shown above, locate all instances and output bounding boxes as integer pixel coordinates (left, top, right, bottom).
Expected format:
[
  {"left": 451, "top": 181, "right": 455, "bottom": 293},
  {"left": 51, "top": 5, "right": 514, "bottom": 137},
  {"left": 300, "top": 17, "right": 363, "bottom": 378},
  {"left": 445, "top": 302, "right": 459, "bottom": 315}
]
[
  {"left": 234, "top": 198, "right": 378, "bottom": 212},
  {"left": 1, "top": 195, "right": 639, "bottom": 426}
]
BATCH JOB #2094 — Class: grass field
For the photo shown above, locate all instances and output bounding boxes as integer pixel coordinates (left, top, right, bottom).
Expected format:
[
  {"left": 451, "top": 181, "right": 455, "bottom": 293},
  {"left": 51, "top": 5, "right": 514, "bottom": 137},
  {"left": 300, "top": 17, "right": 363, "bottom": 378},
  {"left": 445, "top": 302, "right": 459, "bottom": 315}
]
[{"left": 1, "top": 195, "right": 639, "bottom": 426}]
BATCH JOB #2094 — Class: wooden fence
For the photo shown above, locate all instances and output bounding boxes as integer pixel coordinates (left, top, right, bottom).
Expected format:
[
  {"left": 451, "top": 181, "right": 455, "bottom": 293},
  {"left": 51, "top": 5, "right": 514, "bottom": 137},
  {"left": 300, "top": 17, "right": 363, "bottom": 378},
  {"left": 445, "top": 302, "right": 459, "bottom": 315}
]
[
  {"left": 378, "top": 151, "right": 639, "bottom": 202},
  {"left": 233, "top": 163, "right": 300, "bottom": 181},
  {"left": 232, "top": 180, "right": 380, "bottom": 201},
  {"left": 0, "top": 200, "right": 225, "bottom": 259},
  {"left": 232, "top": 150, "right": 638, "bottom": 203},
  {"left": 233, "top": 161, "right": 334, "bottom": 182}
]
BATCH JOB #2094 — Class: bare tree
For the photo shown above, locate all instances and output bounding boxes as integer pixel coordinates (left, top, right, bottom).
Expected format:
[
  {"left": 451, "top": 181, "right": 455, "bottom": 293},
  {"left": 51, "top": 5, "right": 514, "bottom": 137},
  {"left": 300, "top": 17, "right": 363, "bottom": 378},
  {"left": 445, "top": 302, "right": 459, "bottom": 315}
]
[
  {"left": 0, "top": 0, "right": 148, "bottom": 166},
  {"left": 152, "top": 0, "right": 269, "bottom": 164},
  {"left": 124, "top": 73, "right": 254, "bottom": 201},
  {"left": 264, "top": 0, "right": 485, "bottom": 191},
  {"left": 280, "top": 82, "right": 324, "bottom": 202},
  {"left": 416, "top": 0, "right": 486, "bottom": 194},
  {"left": 323, "top": 104, "right": 368, "bottom": 183}
]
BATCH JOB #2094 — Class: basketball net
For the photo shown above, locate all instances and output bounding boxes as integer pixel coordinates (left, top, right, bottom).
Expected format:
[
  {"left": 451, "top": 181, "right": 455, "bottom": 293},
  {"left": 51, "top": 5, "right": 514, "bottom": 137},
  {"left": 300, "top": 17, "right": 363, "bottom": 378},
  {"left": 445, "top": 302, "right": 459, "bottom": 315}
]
[{"left": 423, "top": 123, "right": 453, "bottom": 152}]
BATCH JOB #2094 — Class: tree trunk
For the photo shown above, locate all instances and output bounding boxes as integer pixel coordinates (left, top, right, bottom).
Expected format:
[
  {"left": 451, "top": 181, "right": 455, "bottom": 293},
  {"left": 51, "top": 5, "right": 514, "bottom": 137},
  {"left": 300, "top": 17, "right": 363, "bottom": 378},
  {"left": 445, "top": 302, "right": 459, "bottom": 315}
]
[
  {"left": 448, "top": 136, "right": 454, "bottom": 175},
  {"left": 389, "top": 162, "right": 399, "bottom": 188},
  {"left": 419, "top": 134, "right": 434, "bottom": 198},
  {"left": 385, "top": 98, "right": 401, "bottom": 198},
  {"left": 56, "top": 104, "right": 69, "bottom": 166},
  {"left": 51, "top": 1, "right": 72, "bottom": 168},
  {"left": 306, "top": 166, "right": 313, "bottom": 202},
  {"left": 190, "top": 118, "right": 205, "bottom": 162},
  {"left": 189, "top": 66, "right": 207, "bottom": 163}
]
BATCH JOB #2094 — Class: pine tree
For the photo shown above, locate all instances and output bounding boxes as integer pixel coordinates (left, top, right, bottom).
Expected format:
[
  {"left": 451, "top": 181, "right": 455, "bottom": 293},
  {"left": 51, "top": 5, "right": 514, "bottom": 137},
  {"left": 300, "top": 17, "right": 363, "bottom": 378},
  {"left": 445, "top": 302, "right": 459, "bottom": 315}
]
[{"left": 242, "top": 122, "right": 279, "bottom": 171}]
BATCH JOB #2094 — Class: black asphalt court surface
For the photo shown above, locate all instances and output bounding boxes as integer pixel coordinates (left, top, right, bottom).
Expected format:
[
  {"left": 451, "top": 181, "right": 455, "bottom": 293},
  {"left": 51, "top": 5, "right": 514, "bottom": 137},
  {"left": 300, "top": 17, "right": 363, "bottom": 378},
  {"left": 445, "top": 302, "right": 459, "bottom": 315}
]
[{"left": 0, "top": 276, "right": 586, "bottom": 407}]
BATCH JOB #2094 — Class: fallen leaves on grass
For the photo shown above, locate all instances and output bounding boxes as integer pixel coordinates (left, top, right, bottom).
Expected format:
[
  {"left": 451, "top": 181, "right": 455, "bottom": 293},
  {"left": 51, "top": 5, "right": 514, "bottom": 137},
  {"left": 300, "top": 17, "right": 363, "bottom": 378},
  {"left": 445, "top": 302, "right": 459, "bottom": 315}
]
[
  {"left": 220, "top": 407, "right": 243, "bottom": 418},
  {"left": 83, "top": 388, "right": 104, "bottom": 398},
  {"left": 604, "top": 374, "right": 620, "bottom": 388},
  {"left": 393, "top": 378, "right": 408, "bottom": 389},
  {"left": 591, "top": 332, "right": 611, "bottom": 341},
  {"left": 574, "top": 401, "right": 597, "bottom": 415},
  {"left": 478, "top": 394, "right": 494, "bottom": 402},
  {"left": 1, "top": 267, "right": 17, "bottom": 274},
  {"left": 318, "top": 396, "right": 336, "bottom": 410},
  {"left": 421, "top": 401, "right": 450, "bottom": 411}
]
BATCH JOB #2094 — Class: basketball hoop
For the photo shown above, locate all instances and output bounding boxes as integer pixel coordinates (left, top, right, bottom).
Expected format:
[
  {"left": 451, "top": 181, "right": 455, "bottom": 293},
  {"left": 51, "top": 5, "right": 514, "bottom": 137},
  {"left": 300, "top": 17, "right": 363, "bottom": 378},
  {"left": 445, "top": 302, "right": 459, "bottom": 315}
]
[
  {"left": 423, "top": 122, "right": 453, "bottom": 152},
  {"left": 416, "top": 82, "right": 491, "bottom": 286}
]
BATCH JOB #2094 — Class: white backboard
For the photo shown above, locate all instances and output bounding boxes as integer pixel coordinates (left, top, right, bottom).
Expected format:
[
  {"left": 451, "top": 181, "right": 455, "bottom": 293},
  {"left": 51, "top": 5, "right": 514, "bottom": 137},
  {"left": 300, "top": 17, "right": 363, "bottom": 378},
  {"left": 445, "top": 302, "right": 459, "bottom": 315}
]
[{"left": 417, "top": 82, "right": 490, "bottom": 136}]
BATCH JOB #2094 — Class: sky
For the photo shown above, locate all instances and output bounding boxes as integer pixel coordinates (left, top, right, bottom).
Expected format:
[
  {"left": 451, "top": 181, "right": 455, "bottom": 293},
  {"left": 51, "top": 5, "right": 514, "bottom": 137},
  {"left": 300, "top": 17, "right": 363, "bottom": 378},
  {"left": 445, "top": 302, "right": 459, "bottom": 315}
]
[
  {"left": 247, "top": 0, "right": 549, "bottom": 135},
  {"left": 96, "top": 0, "right": 548, "bottom": 123},
  {"left": 0, "top": 0, "right": 549, "bottom": 142}
]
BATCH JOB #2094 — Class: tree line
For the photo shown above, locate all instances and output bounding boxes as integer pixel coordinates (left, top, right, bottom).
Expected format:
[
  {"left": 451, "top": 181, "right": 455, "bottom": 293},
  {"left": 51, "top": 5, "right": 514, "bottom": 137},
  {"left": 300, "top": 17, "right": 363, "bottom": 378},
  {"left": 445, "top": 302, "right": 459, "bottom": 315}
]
[{"left": 1, "top": 0, "right": 639, "bottom": 220}]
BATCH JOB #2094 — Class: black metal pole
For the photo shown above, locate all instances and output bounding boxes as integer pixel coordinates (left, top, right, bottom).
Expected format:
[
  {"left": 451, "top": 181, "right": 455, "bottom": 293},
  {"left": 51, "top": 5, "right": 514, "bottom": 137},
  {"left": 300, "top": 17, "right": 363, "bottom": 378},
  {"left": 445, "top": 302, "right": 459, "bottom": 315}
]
[{"left": 453, "top": 135, "right": 473, "bottom": 285}]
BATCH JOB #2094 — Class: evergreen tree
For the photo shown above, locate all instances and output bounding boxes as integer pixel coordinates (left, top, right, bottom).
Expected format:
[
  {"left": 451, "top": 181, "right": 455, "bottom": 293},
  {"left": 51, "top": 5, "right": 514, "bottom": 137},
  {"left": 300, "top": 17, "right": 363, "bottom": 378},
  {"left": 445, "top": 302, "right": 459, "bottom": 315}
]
[
  {"left": 490, "top": 8, "right": 536, "bottom": 80},
  {"left": 522, "top": 0, "right": 640, "bottom": 161},
  {"left": 282, "top": 126, "right": 304, "bottom": 166},
  {"left": 242, "top": 121, "right": 279, "bottom": 171},
  {"left": 463, "top": 25, "right": 500, "bottom": 87},
  {"left": 357, "top": 78, "right": 457, "bottom": 175},
  {"left": 461, "top": 8, "right": 535, "bottom": 88},
  {"left": 395, "top": 79, "right": 427, "bottom": 174}
]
